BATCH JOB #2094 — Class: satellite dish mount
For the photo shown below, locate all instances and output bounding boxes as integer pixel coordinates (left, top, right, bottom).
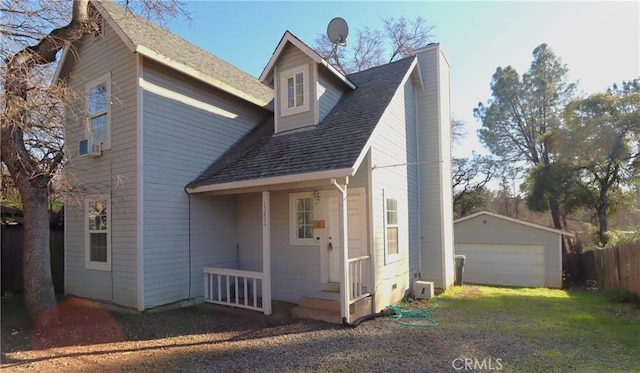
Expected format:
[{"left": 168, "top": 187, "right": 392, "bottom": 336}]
[
  {"left": 325, "top": 17, "right": 349, "bottom": 61},
  {"left": 327, "top": 17, "right": 349, "bottom": 46}
]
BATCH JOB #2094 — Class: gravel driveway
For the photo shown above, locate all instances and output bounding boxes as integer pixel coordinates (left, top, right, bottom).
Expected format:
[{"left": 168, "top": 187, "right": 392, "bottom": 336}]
[{"left": 0, "top": 297, "right": 561, "bottom": 372}]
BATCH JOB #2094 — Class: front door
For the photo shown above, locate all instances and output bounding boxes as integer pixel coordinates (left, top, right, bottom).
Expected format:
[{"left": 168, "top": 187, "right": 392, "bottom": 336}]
[{"left": 327, "top": 190, "right": 366, "bottom": 283}]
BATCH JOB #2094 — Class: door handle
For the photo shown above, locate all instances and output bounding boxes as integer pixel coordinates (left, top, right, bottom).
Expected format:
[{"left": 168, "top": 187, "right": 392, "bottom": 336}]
[{"left": 328, "top": 242, "right": 333, "bottom": 251}]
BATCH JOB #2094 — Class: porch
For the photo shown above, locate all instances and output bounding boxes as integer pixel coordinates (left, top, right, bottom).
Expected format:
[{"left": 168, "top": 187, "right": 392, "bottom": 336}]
[
  {"left": 202, "top": 253, "right": 372, "bottom": 323},
  {"left": 194, "top": 178, "right": 374, "bottom": 323}
]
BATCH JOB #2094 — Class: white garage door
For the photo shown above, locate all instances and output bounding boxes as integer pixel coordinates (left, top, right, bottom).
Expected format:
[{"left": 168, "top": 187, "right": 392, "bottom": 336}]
[{"left": 455, "top": 244, "right": 545, "bottom": 287}]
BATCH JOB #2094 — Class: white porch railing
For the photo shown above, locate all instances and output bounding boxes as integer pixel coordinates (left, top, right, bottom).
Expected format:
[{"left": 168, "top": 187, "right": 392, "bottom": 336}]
[
  {"left": 203, "top": 267, "right": 263, "bottom": 312},
  {"left": 348, "top": 255, "right": 371, "bottom": 304}
]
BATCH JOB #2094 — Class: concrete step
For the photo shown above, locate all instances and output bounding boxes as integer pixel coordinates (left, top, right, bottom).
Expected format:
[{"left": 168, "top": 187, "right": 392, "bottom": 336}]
[
  {"left": 298, "top": 296, "right": 340, "bottom": 313},
  {"left": 291, "top": 306, "right": 341, "bottom": 324}
]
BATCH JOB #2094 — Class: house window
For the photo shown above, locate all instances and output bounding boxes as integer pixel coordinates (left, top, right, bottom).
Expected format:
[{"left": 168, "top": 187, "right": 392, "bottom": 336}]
[
  {"left": 280, "top": 65, "right": 310, "bottom": 117},
  {"left": 86, "top": 72, "right": 111, "bottom": 150},
  {"left": 385, "top": 197, "right": 399, "bottom": 262},
  {"left": 85, "top": 196, "right": 111, "bottom": 271},
  {"left": 289, "top": 192, "right": 315, "bottom": 245}
]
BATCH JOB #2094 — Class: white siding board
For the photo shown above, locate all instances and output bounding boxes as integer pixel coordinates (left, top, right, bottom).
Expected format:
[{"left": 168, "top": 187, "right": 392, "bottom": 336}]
[
  {"left": 369, "top": 76, "right": 419, "bottom": 310},
  {"left": 416, "top": 46, "right": 454, "bottom": 290},
  {"left": 63, "top": 20, "right": 139, "bottom": 308},
  {"left": 317, "top": 71, "right": 345, "bottom": 122},
  {"left": 141, "top": 59, "right": 265, "bottom": 308}
]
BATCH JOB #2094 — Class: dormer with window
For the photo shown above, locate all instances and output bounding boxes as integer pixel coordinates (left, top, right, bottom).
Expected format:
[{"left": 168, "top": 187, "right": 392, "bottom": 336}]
[{"left": 260, "top": 31, "right": 356, "bottom": 134}]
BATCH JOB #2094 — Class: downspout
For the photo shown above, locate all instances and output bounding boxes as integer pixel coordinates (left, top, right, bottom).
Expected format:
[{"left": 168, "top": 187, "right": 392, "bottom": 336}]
[{"left": 331, "top": 177, "right": 350, "bottom": 324}]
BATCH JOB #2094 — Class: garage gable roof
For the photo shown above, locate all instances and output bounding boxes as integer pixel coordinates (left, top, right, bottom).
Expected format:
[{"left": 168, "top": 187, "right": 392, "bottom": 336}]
[{"left": 455, "top": 211, "right": 575, "bottom": 237}]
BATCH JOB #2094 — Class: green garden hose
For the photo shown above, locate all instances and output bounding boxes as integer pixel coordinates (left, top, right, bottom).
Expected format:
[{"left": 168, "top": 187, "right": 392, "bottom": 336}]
[{"left": 389, "top": 299, "right": 439, "bottom": 327}]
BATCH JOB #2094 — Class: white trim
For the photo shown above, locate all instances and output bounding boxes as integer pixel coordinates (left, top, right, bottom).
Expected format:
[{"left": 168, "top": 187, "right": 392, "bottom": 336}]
[
  {"left": 454, "top": 211, "right": 576, "bottom": 237},
  {"left": 289, "top": 192, "right": 317, "bottom": 246},
  {"left": 136, "top": 54, "right": 145, "bottom": 311},
  {"left": 85, "top": 72, "right": 112, "bottom": 150},
  {"left": 313, "top": 63, "right": 319, "bottom": 125},
  {"left": 273, "top": 64, "right": 279, "bottom": 133},
  {"left": 52, "top": 44, "right": 70, "bottom": 83},
  {"left": 139, "top": 79, "right": 238, "bottom": 119},
  {"left": 262, "top": 191, "right": 272, "bottom": 315},
  {"left": 259, "top": 31, "right": 356, "bottom": 90},
  {"left": 187, "top": 167, "right": 354, "bottom": 194},
  {"left": 136, "top": 46, "right": 272, "bottom": 109},
  {"left": 279, "top": 64, "right": 310, "bottom": 117},
  {"left": 84, "top": 194, "right": 112, "bottom": 271}
]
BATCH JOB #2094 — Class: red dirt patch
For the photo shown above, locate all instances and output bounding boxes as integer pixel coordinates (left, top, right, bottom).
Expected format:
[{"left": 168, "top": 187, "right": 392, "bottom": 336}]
[{"left": 32, "top": 298, "right": 124, "bottom": 349}]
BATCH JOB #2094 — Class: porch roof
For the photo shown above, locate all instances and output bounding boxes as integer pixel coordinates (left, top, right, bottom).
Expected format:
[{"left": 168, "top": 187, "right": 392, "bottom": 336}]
[{"left": 188, "top": 56, "right": 416, "bottom": 193}]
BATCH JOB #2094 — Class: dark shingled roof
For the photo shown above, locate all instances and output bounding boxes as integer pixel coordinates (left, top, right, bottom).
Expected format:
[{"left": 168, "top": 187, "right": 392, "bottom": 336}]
[
  {"left": 191, "top": 56, "right": 416, "bottom": 188},
  {"left": 97, "top": 0, "right": 273, "bottom": 107}
]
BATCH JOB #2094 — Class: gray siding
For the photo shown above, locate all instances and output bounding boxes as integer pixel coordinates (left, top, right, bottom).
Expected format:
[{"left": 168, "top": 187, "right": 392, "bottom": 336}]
[
  {"left": 63, "top": 21, "right": 139, "bottom": 307},
  {"left": 416, "top": 45, "right": 455, "bottom": 290},
  {"left": 370, "top": 73, "right": 419, "bottom": 310},
  {"left": 189, "top": 194, "right": 239, "bottom": 303},
  {"left": 237, "top": 193, "right": 263, "bottom": 272},
  {"left": 141, "top": 59, "right": 266, "bottom": 308},
  {"left": 275, "top": 45, "right": 315, "bottom": 133},
  {"left": 317, "top": 69, "right": 345, "bottom": 122}
]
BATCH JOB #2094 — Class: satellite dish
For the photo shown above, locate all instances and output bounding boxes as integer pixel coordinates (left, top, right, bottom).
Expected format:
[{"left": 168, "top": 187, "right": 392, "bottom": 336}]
[{"left": 327, "top": 17, "right": 348, "bottom": 46}]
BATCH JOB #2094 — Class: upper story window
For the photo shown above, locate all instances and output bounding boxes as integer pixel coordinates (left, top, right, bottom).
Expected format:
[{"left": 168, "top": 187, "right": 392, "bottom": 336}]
[
  {"left": 85, "top": 195, "right": 111, "bottom": 271},
  {"left": 280, "top": 65, "right": 310, "bottom": 117},
  {"left": 289, "top": 192, "right": 315, "bottom": 245},
  {"left": 86, "top": 72, "right": 111, "bottom": 150}
]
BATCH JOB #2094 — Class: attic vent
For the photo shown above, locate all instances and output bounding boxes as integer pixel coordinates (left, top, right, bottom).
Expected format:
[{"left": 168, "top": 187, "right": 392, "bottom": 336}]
[{"left": 93, "top": 15, "right": 104, "bottom": 39}]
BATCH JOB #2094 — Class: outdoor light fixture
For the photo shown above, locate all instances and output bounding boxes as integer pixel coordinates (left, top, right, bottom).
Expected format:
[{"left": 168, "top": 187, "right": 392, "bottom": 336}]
[{"left": 313, "top": 191, "right": 321, "bottom": 203}]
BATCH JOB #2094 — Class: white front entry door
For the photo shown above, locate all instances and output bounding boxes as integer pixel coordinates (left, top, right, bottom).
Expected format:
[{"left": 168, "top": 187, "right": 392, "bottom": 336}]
[{"left": 327, "top": 190, "right": 366, "bottom": 283}]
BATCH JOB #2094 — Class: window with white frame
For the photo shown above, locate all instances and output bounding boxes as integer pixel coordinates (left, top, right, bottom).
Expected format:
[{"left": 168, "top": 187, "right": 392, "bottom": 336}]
[
  {"left": 280, "top": 65, "right": 310, "bottom": 117},
  {"left": 385, "top": 197, "right": 399, "bottom": 262},
  {"left": 86, "top": 72, "right": 111, "bottom": 149},
  {"left": 289, "top": 192, "right": 315, "bottom": 245},
  {"left": 85, "top": 196, "right": 111, "bottom": 271}
]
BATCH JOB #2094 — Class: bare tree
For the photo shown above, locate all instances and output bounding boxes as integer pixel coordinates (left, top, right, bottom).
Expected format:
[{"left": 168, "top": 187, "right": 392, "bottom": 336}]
[
  {"left": 1, "top": 0, "right": 188, "bottom": 325},
  {"left": 314, "top": 16, "right": 435, "bottom": 75}
]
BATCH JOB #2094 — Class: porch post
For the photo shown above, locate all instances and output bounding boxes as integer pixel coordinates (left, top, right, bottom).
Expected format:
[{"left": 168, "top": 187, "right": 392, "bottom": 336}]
[
  {"left": 332, "top": 177, "right": 350, "bottom": 323},
  {"left": 262, "top": 191, "right": 272, "bottom": 315}
]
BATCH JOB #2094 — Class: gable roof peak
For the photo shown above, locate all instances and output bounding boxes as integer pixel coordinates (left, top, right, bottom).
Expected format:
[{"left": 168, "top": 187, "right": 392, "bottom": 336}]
[
  {"left": 259, "top": 31, "right": 356, "bottom": 90},
  {"left": 82, "top": 0, "right": 273, "bottom": 109}
]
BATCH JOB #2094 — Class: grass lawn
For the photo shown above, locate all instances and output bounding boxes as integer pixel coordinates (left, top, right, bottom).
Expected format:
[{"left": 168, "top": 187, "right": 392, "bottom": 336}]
[{"left": 435, "top": 285, "right": 640, "bottom": 372}]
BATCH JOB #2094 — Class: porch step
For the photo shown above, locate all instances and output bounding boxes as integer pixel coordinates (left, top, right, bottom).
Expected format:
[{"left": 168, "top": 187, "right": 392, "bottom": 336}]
[
  {"left": 298, "top": 296, "right": 341, "bottom": 312},
  {"left": 291, "top": 295, "right": 373, "bottom": 324},
  {"left": 291, "top": 306, "right": 341, "bottom": 324}
]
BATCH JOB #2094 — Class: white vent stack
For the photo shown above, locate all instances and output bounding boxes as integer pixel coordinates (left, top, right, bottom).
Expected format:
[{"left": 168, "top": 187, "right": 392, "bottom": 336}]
[{"left": 414, "top": 43, "right": 455, "bottom": 290}]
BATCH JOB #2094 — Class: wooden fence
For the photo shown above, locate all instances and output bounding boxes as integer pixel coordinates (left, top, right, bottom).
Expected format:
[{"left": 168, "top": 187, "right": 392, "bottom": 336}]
[
  {"left": 1, "top": 225, "right": 64, "bottom": 294},
  {"left": 566, "top": 242, "right": 640, "bottom": 295}
]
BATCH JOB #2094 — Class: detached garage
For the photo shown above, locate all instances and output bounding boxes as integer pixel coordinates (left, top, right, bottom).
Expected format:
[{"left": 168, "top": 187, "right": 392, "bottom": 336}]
[{"left": 454, "top": 211, "right": 575, "bottom": 288}]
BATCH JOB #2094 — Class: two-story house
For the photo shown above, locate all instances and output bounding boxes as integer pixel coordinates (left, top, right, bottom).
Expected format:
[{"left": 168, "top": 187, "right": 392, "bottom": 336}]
[{"left": 58, "top": 0, "right": 454, "bottom": 323}]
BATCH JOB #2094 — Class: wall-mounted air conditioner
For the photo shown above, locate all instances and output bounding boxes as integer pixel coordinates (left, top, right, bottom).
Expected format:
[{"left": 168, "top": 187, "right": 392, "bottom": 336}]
[{"left": 78, "top": 137, "right": 102, "bottom": 157}]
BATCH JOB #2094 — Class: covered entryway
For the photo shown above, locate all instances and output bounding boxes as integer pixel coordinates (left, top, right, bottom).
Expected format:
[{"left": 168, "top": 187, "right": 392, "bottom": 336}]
[
  {"left": 325, "top": 189, "right": 367, "bottom": 285},
  {"left": 454, "top": 211, "right": 575, "bottom": 288}
]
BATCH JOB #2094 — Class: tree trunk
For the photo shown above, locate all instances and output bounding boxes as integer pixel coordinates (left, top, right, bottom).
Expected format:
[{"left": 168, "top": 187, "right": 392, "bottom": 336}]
[
  {"left": 597, "top": 202, "right": 608, "bottom": 246},
  {"left": 21, "top": 180, "right": 57, "bottom": 325},
  {"left": 548, "top": 198, "right": 562, "bottom": 230}
]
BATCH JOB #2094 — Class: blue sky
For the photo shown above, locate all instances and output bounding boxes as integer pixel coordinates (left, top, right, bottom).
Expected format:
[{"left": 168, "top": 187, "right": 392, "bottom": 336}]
[{"left": 168, "top": 1, "right": 639, "bottom": 158}]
